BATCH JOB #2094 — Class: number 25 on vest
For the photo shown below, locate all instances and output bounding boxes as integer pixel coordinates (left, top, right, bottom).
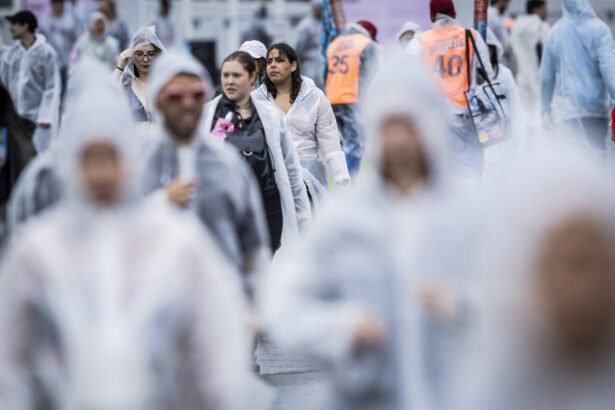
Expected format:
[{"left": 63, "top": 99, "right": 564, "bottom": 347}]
[{"left": 329, "top": 55, "right": 349, "bottom": 75}]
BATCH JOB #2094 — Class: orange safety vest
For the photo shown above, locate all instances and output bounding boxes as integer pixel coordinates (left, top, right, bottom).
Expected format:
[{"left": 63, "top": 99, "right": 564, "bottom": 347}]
[
  {"left": 421, "top": 27, "right": 475, "bottom": 107},
  {"left": 326, "top": 34, "right": 372, "bottom": 105}
]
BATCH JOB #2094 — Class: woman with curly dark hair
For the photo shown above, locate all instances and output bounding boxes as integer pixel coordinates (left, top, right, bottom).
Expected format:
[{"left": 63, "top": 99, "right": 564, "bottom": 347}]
[{"left": 255, "top": 43, "right": 350, "bottom": 192}]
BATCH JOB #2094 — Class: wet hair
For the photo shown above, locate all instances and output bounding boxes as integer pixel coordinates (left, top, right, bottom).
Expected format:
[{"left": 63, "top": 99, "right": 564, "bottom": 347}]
[
  {"left": 527, "top": 0, "right": 546, "bottom": 14},
  {"left": 222, "top": 51, "right": 257, "bottom": 78},
  {"left": 255, "top": 57, "right": 267, "bottom": 83},
  {"left": 264, "top": 43, "right": 303, "bottom": 104}
]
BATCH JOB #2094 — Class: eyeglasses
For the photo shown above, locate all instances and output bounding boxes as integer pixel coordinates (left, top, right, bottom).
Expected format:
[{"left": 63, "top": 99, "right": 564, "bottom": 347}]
[{"left": 132, "top": 50, "right": 161, "bottom": 61}]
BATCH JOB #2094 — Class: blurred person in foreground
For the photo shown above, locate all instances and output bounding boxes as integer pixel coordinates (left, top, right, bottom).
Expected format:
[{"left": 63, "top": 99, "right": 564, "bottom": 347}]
[
  {"left": 262, "top": 52, "right": 470, "bottom": 410},
  {"left": 540, "top": 0, "right": 615, "bottom": 153},
  {"left": 1, "top": 10, "right": 61, "bottom": 153},
  {"left": 69, "top": 11, "right": 119, "bottom": 72},
  {"left": 295, "top": 0, "right": 325, "bottom": 89},
  {"left": 142, "top": 49, "right": 270, "bottom": 294},
  {"left": 457, "top": 150, "right": 615, "bottom": 410},
  {"left": 0, "top": 59, "right": 251, "bottom": 410}
]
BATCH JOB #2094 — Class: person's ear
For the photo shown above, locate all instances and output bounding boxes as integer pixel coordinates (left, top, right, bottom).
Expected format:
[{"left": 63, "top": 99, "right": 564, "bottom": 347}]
[{"left": 291, "top": 61, "right": 297, "bottom": 73}]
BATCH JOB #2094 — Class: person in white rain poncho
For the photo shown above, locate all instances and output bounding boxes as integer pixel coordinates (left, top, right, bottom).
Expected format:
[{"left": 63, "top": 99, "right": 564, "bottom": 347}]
[
  {"left": 39, "top": 0, "right": 81, "bottom": 94},
  {"left": 69, "top": 11, "right": 119, "bottom": 72},
  {"left": 540, "top": 0, "right": 615, "bottom": 152},
  {"left": 511, "top": 0, "right": 549, "bottom": 133},
  {"left": 99, "top": 0, "right": 130, "bottom": 51},
  {"left": 294, "top": 0, "right": 325, "bottom": 90},
  {"left": 0, "top": 59, "right": 251, "bottom": 410},
  {"left": 1, "top": 11, "right": 61, "bottom": 153},
  {"left": 456, "top": 151, "right": 615, "bottom": 410},
  {"left": 482, "top": 28, "right": 522, "bottom": 177},
  {"left": 398, "top": 21, "right": 421, "bottom": 50},
  {"left": 261, "top": 52, "right": 474, "bottom": 410},
  {"left": 488, "top": 0, "right": 511, "bottom": 67},
  {"left": 254, "top": 43, "right": 350, "bottom": 199},
  {"left": 113, "top": 26, "right": 166, "bottom": 131},
  {"left": 203, "top": 51, "right": 311, "bottom": 252},
  {"left": 142, "top": 49, "right": 270, "bottom": 292},
  {"left": 150, "top": 0, "right": 175, "bottom": 48}
]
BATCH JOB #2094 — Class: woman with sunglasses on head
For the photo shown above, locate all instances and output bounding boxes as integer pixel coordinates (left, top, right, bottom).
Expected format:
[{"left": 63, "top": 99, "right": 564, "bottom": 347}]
[
  {"left": 203, "top": 51, "right": 311, "bottom": 252},
  {"left": 113, "top": 26, "right": 165, "bottom": 132},
  {"left": 253, "top": 43, "right": 350, "bottom": 196}
]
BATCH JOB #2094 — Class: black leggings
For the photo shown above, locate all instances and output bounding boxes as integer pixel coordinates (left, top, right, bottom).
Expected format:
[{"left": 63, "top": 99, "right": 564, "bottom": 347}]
[{"left": 261, "top": 186, "right": 283, "bottom": 252}]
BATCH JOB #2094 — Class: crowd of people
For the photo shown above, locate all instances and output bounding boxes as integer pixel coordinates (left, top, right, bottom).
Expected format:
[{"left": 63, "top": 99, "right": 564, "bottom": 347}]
[{"left": 0, "top": 0, "right": 615, "bottom": 408}]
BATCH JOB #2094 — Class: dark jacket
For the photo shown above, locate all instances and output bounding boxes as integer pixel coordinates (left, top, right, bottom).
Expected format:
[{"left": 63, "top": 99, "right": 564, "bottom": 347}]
[{"left": 0, "top": 84, "right": 37, "bottom": 223}]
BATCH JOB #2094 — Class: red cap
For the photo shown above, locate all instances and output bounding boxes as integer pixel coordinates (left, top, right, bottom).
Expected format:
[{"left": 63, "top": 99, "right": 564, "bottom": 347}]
[
  {"left": 430, "top": 0, "right": 457, "bottom": 19},
  {"left": 357, "top": 20, "right": 378, "bottom": 41}
]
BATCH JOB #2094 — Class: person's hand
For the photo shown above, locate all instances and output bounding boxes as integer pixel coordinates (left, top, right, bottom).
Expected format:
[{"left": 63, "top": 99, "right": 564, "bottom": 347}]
[
  {"left": 38, "top": 123, "right": 51, "bottom": 129},
  {"left": 117, "top": 49, "right": 133, "bottom": 70},
  {"left": 610, "top": 106, "right": 614, "bottom": 142},
  {"left": 166, "top": 179, "right": 196, "bottom": 207},
  {"left": 416, "top": 281, "right": 458, "bottom": 321},
  {"left": 351, "top": 313, "right": 387, "bottom": 352}
]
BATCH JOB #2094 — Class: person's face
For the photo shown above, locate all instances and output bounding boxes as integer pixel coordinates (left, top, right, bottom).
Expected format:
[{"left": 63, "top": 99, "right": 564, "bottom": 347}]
[
  {"left": 266, "top": 49, "right": 296, "bottom": 86},
  {"left": 221, "top": 60, "right": 255, "bottom": 102},
  {"left": 92, "top": 18, "right": 106, "bottom": 36},
  {"left": 51, "top": 1, "right": 65, "bottom": 15},
  {"left": 536, "top": 5, "right": 548, "bottom": 21},
  {"left": 9, "top": 22, "right": 29, "bottom": 40},
  {"left": 399, "top": 31, "right": 415, "bottom": 49},
  {"left": 313, "top": 4, "right": 323, "bottom": 20},
  {"left": 379, "top": 116, "right": 429, "bottom": 182},
  {"left": 99, "top": 0, "right": 112, "bottom": 18},
  {"left": 132, "top": 43, "right": 160, "bottom": 76},
  {"left": 536, "top": 216, "right": 615, "bottom": 359},
  {"left": 497, "top": 0, "right": 510, "bottom": 13},
  {"left": 79, "top": 141, "right": 125, "bottom": 206},
  {"left": 157, "top": 74, "right": 207, "bottom": 143}
]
